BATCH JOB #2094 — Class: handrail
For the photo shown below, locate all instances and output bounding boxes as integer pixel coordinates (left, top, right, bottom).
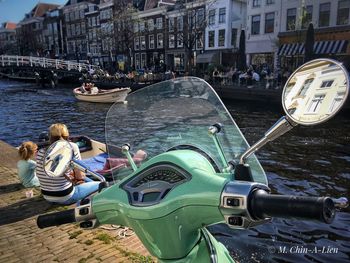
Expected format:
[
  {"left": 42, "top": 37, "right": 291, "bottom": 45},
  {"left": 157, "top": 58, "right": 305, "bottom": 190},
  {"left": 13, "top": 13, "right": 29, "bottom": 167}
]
[{"left": 0, "top": 55, "right": 100, "bottom": 71}]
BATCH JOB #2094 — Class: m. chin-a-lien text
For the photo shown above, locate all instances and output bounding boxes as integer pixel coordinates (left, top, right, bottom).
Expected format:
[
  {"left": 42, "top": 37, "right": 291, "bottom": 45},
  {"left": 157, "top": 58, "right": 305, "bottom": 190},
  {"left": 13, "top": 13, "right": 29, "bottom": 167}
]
[{"left": 278, "top": 245, "right": 339, "bottom": 254}]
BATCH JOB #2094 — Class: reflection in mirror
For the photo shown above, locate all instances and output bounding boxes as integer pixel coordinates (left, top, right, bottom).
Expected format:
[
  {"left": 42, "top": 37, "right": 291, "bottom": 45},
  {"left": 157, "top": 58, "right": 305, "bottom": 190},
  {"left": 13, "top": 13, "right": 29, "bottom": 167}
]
[
  {"left": 283, "top": 59, "right": 349, "bottom": 125},
  {"left": 44, "top": 140, "right": 73, "bottom": 177}
]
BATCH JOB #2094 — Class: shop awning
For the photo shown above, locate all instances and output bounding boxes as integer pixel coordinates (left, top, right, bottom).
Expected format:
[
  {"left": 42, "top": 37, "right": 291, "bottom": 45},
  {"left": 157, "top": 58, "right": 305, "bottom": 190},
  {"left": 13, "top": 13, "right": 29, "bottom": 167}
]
[
  {"left": 278, "top": 40, "right": 348, "bottom": 56},
  {"left": 196, "top": 52, "right": 219, "bottom": 64}
]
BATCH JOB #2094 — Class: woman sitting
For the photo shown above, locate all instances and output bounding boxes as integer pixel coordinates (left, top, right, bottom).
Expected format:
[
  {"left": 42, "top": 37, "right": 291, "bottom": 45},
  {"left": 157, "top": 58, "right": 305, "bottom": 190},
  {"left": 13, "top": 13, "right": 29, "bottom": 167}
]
[{"left": 36, "top": 123, "right": 101, "bottom": 205}]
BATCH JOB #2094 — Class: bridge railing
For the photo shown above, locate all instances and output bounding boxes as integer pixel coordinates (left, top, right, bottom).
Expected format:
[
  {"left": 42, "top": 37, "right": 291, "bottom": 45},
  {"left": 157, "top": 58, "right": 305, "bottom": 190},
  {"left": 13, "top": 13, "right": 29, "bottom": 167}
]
[{"left": 0, "top": 55, "right": 100, "bottom": 72}]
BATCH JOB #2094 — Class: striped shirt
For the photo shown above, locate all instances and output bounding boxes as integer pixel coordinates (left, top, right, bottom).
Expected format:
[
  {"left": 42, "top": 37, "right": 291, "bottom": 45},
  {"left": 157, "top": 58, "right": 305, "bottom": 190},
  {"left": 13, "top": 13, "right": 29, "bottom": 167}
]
[{"left": 36, "top": 141, "right": 81, "bottom": 202}]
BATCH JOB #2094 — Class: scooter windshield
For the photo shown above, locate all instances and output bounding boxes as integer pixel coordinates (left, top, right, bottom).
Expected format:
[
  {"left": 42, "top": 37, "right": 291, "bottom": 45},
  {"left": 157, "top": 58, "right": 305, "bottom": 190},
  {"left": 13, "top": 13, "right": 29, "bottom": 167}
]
[{"left": 105, "top": 77, "right": 267, "bottom": 184}]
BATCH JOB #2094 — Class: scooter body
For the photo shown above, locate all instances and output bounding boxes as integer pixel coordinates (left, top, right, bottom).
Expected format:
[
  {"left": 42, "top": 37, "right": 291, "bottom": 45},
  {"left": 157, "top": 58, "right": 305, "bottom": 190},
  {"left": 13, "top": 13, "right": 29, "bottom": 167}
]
[{"left": 37, "top": 59, "right": 349, "bottom": 263}]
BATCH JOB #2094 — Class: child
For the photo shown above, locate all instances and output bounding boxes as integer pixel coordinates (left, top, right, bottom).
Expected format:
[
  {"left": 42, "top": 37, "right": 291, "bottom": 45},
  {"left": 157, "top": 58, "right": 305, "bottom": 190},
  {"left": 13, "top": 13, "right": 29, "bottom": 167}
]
[{"left": 17, "top": 141, "right": 40, "bottom": 188}]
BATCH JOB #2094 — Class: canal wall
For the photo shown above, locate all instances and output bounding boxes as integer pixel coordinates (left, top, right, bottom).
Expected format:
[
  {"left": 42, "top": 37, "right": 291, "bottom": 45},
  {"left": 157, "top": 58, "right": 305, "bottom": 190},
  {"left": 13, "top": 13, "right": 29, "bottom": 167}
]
[{"left": 0, "top": 140, "right": 152, "bottom": 263}]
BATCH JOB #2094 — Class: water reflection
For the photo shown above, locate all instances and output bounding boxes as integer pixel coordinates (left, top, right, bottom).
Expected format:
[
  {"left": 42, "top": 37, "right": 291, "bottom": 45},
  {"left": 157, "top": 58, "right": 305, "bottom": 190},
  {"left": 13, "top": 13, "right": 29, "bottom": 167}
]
[{"left": 0, "top": 79, "right": 349, "bottom": 262}]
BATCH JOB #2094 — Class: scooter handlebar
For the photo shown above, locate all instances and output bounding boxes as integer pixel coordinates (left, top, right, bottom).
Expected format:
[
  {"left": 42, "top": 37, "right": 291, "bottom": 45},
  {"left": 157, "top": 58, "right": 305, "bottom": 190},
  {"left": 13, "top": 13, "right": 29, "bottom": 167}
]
[
  {"left": 37, "top": 209, "right": 76, "bottom": 229},
  {"left": 249, "top": 189, "right": 335, "bottom": 224}
]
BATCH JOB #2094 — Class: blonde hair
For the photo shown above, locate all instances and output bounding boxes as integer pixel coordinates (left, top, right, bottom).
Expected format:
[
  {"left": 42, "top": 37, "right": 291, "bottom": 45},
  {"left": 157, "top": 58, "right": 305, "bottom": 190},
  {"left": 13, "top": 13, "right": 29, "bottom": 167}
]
[
  {"left": 18, "top": 141, "right": 38, "bottom": 161},
  {"left": 49, "top": 123, "right": 70, "bottom": 143}
]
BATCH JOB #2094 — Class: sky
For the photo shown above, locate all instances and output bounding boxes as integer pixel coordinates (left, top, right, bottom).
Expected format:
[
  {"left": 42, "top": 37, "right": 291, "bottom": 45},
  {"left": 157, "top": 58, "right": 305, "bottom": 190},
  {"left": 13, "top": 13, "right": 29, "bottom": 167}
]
[{"left": 0, "top": 0, "right": 67, "bottom": 24}]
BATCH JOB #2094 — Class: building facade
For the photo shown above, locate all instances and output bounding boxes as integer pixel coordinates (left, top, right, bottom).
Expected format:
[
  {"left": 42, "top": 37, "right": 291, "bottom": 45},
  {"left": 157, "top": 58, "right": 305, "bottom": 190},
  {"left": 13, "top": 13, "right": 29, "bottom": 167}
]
[
  {"left": 278, "top": 0, "right": 350, "bottom": 70},
  {"left": 62, "top": 0, "right": 99, "bottom": 61},
  {"left": 0, "top": 22, "right": 17, "bottom": 55},
  {"left": 42, "top": 8, "right": 64, "bottom": 58},
  {"left": 245, "top": 0, "right": 280, "bottom": 70},
  {"left": 16, "top": 3, "right": 59, "bottom": 56},
  {"left": 203, "top": 0, "right": 247, "bottom": 67}
]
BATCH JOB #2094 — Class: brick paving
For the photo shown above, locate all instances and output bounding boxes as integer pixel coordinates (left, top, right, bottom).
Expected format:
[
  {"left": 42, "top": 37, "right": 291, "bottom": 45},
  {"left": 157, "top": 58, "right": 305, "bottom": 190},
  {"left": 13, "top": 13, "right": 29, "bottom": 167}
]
[{"left": 0, "top": 141, "right": 153, "bottom": 263}]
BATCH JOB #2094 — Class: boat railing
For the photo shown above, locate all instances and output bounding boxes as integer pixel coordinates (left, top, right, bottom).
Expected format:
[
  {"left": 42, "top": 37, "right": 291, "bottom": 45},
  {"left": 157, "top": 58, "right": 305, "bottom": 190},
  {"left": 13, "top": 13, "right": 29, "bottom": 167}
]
[{"left": 0, "top": 55, "right": 100, "bottom": 72}]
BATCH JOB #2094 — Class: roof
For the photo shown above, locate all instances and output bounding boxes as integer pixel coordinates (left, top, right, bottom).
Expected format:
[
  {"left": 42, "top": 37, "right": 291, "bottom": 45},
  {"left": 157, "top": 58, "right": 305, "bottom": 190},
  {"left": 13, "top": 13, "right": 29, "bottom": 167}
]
[
  {"left": 3, "top": 22, "right": 17, "bottom": 30},
  {"left": 29, "top": 3, "right": 60, "bottom": 18}
]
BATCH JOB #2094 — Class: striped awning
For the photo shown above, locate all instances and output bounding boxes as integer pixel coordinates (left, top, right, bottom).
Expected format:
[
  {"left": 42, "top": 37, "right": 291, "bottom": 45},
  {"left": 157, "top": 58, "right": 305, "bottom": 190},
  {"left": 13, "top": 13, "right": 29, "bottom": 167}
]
[{"left": 278, "top": 40, "right": 348, "bottom": 56}]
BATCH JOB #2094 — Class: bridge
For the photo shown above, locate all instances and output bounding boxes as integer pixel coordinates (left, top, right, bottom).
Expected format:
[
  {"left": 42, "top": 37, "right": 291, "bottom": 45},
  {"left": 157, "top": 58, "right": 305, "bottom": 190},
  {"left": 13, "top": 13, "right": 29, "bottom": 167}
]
[
  {"left": 0, "top": 55, "right": 101, "bottom": 87},
  {"left": 0, "top": 55, "right": 99, "bottom": 72}
]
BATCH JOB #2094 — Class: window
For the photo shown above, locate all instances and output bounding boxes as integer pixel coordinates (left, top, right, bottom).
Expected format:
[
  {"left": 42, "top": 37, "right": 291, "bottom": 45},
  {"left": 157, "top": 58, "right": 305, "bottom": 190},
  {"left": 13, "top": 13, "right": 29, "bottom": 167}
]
[
  {"left": 219, "top": 8, "right": 226, "bottom": 24},
  {"left": 65, "top": 13, "right": 70, "bottom": 22},
  {"left": 337, "top": 0, "right": 350, "bottom": 25},
  {"left": 81, "top": 22, "right": 86, "bottom": 34},
  {"left": 298, "top": 78, "right": 314, "bottom": 96},
  {"left": 251, "top": 15, "right": 261, "bottom": 35},
  {"left": 141, "top": 53, "right": 146, "bottom": 68},
  {"left": 67, "top": 26, "right": 71, "bottom": 37},
  {"left": 139, "top": 21, "right": 145, "bottom": 32},
  {"left": 149, "top": 35, "right": 155, "bottom": 49},
  {"left": 301, "top": 5, "right": 313, "bottom": 29},
  {"left": 134, "top": 37, "right": 140, "bottom": 50},
  {"left": 307, "top": 94, "right": 325, "bottom": 113},
  {"left": 71, "top": 24, "right": 75, "bottom": 36},
  {"left": 208, "top": 31, "right": 215, "bottom": 47},
  {"left": 209, "top": 10, "right": 215, "bottom": 25},
  {"left": 319, "top": 3, "right": 331, "bottom": 27},
  {"left": 287, "top": 8, "right": 296, "bottom": 31},
  {"left": 135, "top": 53, "right": 140, "bottom": 68},
  {"left": 169, "top": 34, "right": 175, "bottom": 48},
  {"left": 196, "top": 8, "right": 205, "bottom": 26},
  {"left": 177, "top": 33, "right": 183, "bottom": 47},
  {"left": 266, "top": 0, "right": 274, "bottom": 4},
  {"left": 76, "top": 23, "right": 81, "bottom": 35},
  {"left": 218, "top": 29, "right": 225, "bottom": 46},
  {"left": 134, "top": 23, "right": 139, "bottom": 32},
  {"left": 253, "top": 0, "right": 261, "bottom": 7},
  {"left": 148, "top": 19, "right": 154, "bottom": 31},
  {"left": 174, "top": 53, "right": 184, "bottom": 71},
  {"left": 169, "top": 17, "right": 174, "bottom": 32},
  {"left": 140, "top": 36, "right": 146, "bottom": 50},
  {"left": 231, "top": 28, "right": 237, "bottom": 47},
  {"left": 196, "top": 32, "right": 203, "bottom": 49},
  {"left": 177, "top": 16, "right": 183, "bottom": 31},
  {"left": 329, "top": 92, "right": 345, "bottom": 112},
  {"left": 320, "top": 80, "right": 334, "bottom": 88},
  {"left": 265, "top": 12, "right": 275, "bottom": 33},
  {"left": 156, "top": 17, "right": 163, "bottom": 29},
  {"left": 157, "top": 33, "right": 163, "bottom": 48}
]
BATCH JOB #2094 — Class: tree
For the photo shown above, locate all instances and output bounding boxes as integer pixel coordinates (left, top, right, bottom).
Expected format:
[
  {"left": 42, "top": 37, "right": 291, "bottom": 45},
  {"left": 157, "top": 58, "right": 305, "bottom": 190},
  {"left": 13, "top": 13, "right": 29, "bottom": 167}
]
[
  {"left": 168, "top": 0, "right": 216, "bottom": 74},
  {"left": 237, "top": 29, "right": 246, "bottom": 71},
  {"left": 113, "top": 0, "right": 143, "bottom": 71},
  {"left": 304, "top": 23, "right": 314, "bottom": 63}
]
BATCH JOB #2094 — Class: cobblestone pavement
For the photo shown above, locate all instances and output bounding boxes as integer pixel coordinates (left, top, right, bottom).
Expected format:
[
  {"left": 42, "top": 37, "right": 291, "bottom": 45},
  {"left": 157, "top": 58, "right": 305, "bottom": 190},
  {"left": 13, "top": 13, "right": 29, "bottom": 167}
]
[{"left": 0, "top": 141, "right": 153, "bottom": 263}]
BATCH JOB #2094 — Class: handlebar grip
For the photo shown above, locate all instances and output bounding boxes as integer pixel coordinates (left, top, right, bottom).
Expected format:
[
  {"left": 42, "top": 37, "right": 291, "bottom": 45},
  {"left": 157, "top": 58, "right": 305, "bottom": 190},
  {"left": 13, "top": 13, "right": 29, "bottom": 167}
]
[
  {"left": 37, "top": 209, "right": 76, "bottom": 229},
  {"left": 249, "top": 190, "right": 335, "bottom": 224}
]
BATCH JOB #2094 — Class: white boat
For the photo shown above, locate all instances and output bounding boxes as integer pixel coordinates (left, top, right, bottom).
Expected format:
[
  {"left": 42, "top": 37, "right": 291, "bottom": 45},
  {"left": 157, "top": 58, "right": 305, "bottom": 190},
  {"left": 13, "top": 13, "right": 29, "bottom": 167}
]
[{"left": 73, "top": 87, "right": 131, "bottom": 103}]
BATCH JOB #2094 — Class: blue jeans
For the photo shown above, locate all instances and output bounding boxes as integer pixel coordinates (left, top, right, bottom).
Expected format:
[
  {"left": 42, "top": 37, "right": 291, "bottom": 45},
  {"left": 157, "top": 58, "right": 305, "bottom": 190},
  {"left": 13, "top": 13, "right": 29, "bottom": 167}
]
[{"left": 61, "top": 178, "right": 100, "bottom": 205}]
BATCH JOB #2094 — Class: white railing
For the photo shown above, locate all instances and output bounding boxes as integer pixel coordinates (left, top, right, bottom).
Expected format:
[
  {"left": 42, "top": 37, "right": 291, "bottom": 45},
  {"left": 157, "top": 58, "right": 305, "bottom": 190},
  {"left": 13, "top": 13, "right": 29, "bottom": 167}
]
[{"left": 0, "top": 55, "right": 100, "bottom": 72}]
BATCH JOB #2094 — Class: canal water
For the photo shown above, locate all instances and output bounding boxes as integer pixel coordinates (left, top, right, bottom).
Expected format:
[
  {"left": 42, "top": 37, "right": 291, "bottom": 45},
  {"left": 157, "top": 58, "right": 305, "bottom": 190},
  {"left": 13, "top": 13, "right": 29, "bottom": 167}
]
[{"left": 0, "top": 79, "right": 349, "bottom": 262}]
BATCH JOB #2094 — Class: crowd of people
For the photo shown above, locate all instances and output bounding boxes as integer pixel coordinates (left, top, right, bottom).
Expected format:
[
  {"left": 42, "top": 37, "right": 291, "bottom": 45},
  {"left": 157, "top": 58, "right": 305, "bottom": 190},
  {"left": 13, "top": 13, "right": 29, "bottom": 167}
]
[{"left": 207, "top": 64, "right": 292, "bottom": 89}]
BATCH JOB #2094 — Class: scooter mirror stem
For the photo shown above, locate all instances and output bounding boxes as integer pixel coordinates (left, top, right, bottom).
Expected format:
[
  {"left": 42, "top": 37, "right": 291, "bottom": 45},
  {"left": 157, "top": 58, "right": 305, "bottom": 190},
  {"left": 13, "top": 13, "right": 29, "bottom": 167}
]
[{"left": 239, "top": 116, "right": 297, "bottom": 164}]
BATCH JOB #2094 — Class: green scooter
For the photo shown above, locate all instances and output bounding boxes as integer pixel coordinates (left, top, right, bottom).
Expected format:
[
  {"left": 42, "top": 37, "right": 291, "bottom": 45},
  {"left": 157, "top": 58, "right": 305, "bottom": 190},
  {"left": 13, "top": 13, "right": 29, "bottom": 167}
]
[{"left": 37, "top": 59, "right": 349, "bottom": 262}]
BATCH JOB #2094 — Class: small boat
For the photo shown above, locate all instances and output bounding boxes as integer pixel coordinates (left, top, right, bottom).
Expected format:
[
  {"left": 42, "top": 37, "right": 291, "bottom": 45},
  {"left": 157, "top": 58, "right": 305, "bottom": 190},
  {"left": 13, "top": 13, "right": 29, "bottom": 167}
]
[{"left": 73, "top": 87, "right": 131, "bottom": 103}]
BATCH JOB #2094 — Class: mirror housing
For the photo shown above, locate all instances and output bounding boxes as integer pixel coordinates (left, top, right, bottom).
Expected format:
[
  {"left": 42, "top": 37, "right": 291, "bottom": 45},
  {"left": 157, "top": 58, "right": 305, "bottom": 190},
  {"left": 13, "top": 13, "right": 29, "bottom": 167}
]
[
  {"left": 44, "top": 140, "right": 73, "bottom": 177},
  {"left": 239, "top": 59, "right": 349, "bottom": 165},
  {"left": 283, "top": 58, "right": 349, "bottom": 125}
]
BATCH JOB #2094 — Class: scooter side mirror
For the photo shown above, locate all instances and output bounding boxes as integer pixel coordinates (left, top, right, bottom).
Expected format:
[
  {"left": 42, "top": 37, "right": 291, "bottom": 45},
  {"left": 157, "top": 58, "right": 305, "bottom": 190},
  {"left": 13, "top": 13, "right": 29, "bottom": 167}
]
[
  {"left": 283, "top": 58, "right": 349, "bottom": 125},
  {"left": 238, "top": 58, "right": 349, "bottom": 165},
  {"left": 44, "top": 140, "right": 73, "bottom": 177}
]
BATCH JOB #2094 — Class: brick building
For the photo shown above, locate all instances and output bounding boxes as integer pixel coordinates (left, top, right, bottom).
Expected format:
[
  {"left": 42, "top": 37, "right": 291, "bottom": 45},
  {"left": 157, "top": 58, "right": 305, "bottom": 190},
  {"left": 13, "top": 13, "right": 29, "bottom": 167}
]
[{"left": 0, "top": 22, "right": 17, "bottom": 55}]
